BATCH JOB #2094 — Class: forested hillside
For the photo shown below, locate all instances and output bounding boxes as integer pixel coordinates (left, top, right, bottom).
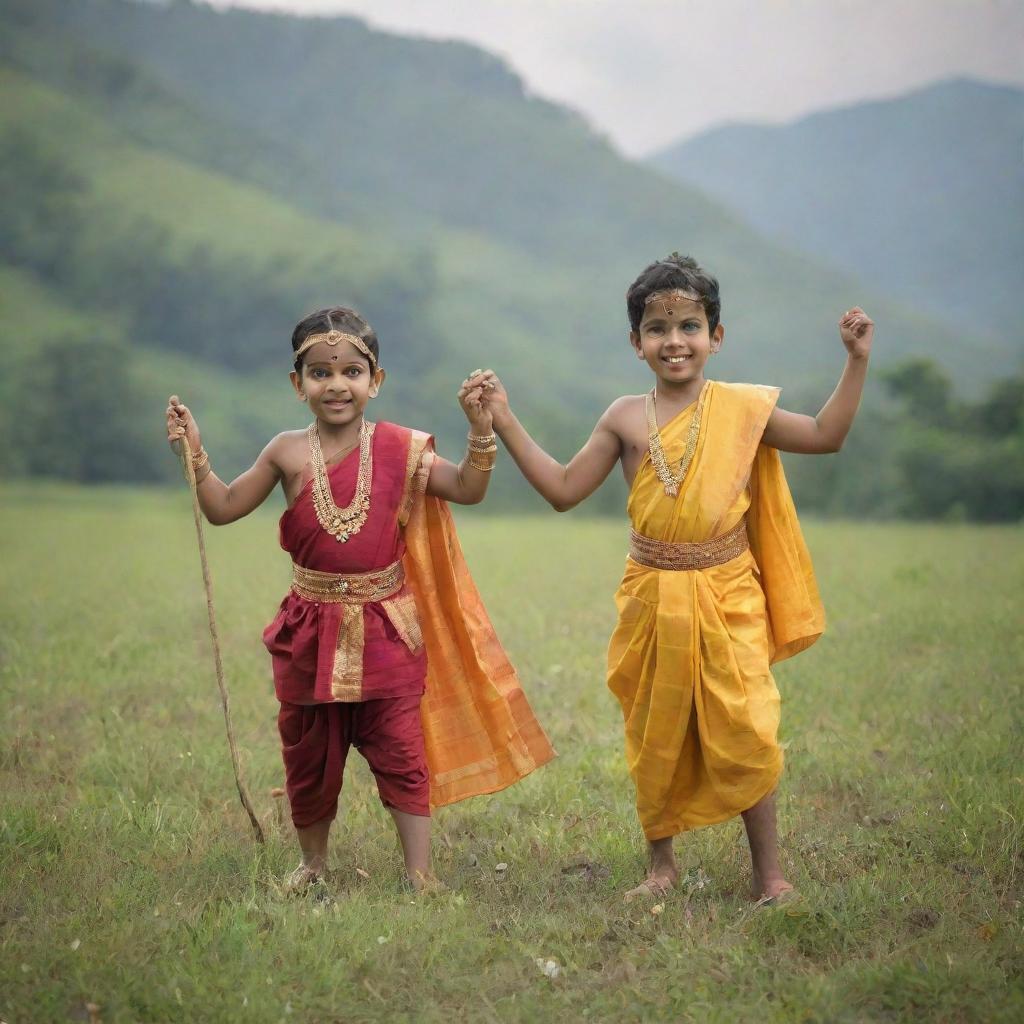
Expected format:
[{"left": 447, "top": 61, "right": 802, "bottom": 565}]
[{"left": 1, "top": 0, "right": 1018, "bottom": 516}]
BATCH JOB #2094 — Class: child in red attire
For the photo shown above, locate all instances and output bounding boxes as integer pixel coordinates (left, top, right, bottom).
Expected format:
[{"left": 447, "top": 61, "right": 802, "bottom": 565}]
[{"left": 167, "top": 307, "right": 553, "bottom": 892}]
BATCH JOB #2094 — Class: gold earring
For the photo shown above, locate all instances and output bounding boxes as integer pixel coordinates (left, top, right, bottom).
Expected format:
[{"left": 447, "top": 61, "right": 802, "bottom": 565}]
[{"left": 300, "top": 393, "right": 308, "bottom": 401}]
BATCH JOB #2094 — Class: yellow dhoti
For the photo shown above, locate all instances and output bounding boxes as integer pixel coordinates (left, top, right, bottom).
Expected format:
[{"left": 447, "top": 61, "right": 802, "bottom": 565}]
[{"left": 607, "top": 382, "right": 824, "bottom": 840}]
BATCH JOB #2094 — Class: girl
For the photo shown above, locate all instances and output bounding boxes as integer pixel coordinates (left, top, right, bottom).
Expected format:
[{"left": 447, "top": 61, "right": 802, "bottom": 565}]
[{"left": 167, "top": 306, "right": 553, "bottom": 893}]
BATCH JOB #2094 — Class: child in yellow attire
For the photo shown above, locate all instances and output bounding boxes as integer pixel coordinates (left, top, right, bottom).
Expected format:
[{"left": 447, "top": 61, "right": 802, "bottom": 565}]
[{"left": 470, "top": 254, "right": 873, "bottom": 902}]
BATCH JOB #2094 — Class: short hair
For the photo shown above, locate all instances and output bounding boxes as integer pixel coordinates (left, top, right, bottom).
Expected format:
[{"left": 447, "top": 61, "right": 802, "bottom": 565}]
[
  {"left": 626, "top": 253, "right": 721, "bottom": 334},
  {"left": 291, "top": 306, "right": 380, "bottom": 374}
]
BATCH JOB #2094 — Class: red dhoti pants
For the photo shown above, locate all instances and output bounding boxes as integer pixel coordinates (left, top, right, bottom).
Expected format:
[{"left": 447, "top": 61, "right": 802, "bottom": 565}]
[{"left": 277, "top": 694, "right": 429, "bottom": 827}]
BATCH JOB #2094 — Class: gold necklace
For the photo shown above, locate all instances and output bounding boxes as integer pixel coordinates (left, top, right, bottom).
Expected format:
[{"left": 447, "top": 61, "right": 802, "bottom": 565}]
[
  {"left": 646, "top": 382, "right": 708, "bottom": 497},
  {"left": 308, "top": 419, "right": 374, "bottom": 542}
]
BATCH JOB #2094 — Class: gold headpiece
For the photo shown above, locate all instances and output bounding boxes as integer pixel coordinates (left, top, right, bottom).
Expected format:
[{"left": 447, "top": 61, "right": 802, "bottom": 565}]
[
  {"left": 644, "top": 289, "right": 701, "bottom": 316},
  {"left": 294, "top": 329, "right": 378, "bottom": 372}
]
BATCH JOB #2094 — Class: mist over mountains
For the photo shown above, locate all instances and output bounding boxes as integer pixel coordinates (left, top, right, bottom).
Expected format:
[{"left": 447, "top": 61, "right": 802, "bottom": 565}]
[
  {"left": 2, "top": 0, "right": 1018, "bottom": 513},
  {"left": 650, "top": 78, "right": 1024, "bottom": 344}
]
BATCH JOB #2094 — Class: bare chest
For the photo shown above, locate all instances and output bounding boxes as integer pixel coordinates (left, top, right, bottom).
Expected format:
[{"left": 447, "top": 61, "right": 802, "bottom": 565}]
[
  {"left": 282, "top": 463, "right": 314, "bottom": 509},
  {"left": 619, "top": 420, "right": 651, "bottom": 489},
  {"left": 278, "top": 435, "right": 337, "bottom": 510},
  {"left": 615, "top": 393, "right": 702, "bottom": 489}
]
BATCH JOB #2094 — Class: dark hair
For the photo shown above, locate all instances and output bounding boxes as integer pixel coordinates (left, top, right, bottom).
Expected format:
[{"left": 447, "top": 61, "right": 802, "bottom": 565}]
[
  {"left": 291, "top": 306, "right": 380, "bottom": 373},
  {"left": 626, "top": 253, "right": 721, "bottom": 334}
]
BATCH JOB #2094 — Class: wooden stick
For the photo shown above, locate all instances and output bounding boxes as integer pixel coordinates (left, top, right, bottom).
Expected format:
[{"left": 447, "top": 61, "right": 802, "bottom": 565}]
[{"left": 177, "top": 437, "right": 265, "bottom": 844}]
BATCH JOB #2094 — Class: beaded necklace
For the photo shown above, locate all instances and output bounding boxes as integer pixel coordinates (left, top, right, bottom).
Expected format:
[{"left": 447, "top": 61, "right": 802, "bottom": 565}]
[
  {"left": 646, "top": 382, "right": 709, "bottom": 497},
  {"left": 307, "top": 419, "right": 375, "bottom": 542}
]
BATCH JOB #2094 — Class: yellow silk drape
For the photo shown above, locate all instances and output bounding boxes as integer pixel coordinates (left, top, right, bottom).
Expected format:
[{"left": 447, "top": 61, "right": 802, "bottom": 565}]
[
  {"left": 402, "top": 439, "right": 556, "bottom": 808},
  {"left": 607, "top": 382, "right": 824, "bottom": 839}
]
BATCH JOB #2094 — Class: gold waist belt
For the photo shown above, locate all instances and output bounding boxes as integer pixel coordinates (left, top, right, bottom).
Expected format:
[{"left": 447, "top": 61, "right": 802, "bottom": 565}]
[
  {"left": 291, "top": 559, "right": 423, "bottom": 702},
  {"left": 291, "top": 560, "right": 405, "bottom": 603},
  {"left": 629, "top": 519, "right": 749, "bottom": 571}
]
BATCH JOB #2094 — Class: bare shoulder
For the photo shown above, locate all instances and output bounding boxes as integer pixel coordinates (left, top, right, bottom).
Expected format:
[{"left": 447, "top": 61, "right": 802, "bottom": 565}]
[
  {"left": 599, "top": 394, "right": 647, "bottom": 444},
  {"left": 601, "top": 394, "right": 646, "bottom": 430},
  {"left": 606, "top": 395, "right": 652, "bottom": 483},
  {"left": 265, "top": 429, "right": 308, "bottom": 476}
]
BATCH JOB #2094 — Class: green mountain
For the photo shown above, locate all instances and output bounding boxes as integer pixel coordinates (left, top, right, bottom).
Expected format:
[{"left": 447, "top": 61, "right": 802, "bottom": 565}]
[
  {"left": 1, "top": 0, "right": 1011, "bottom": 515},
  {"left": 650, "top": 79, "right": 1024, "bottom": 344}
]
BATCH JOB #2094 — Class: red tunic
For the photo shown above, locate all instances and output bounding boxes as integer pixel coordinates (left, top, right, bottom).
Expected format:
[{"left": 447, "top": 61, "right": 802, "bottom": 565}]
[{"left": 262, "top": 421, "right": 427, "bottom": 704}]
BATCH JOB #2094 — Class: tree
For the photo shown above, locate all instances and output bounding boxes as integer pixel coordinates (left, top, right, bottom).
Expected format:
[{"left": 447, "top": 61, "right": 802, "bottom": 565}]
[{"left": 7, "top": 334, "right": 163, "bottom": 483}]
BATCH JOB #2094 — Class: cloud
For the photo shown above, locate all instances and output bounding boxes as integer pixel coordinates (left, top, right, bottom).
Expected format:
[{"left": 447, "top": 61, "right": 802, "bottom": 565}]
[{"left": 208, "top": 0, "right": 1024, "bottom": 155}]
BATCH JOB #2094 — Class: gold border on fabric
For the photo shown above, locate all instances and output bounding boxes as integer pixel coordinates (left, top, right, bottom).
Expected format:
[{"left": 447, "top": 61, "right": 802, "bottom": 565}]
[
  {"left": 289, "top": 560, "right": 406, "bottom": 702},
  {"left": 381, "top": 592, "right": 424, "bottom": 653},
  {"left": 628, "top": 519, "right": 749, "bottom": 571},
  {"left": 331, "top": 603, "right": 365, "bottom": 701},
  {"left": 398, "top": 430, "right": 433, "bottom": 527}
]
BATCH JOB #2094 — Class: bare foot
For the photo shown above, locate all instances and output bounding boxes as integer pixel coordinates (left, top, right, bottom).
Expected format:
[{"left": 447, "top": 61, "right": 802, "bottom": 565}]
[
  {"left": 285, "top": 862, "right": 319, "bottom": 891},
  {"left": 624, "top": 868, "right": 678, "bottom": 903},
  {"left": 752, "top": 875, "right": 795, "bottom": 905},
  {"left": 285, "top": 862, "right": 332, "bottom": 902},
  {"left": 407, "top": 870, "right": 448, "bottom": 895}
]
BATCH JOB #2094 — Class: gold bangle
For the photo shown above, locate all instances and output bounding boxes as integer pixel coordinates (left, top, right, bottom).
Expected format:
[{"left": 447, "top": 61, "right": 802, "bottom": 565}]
[
  {"left": 467, "top": 450, "right": 496, "bottom": 472},
  {"left": 468, "top": 433, "right": 496, "bottom": 451},
  {"left": 193, "top": 461, "right": 213, "bottom": 484},
  {"left": 191, "top": 446, "right": 209, "bottom": 469}
]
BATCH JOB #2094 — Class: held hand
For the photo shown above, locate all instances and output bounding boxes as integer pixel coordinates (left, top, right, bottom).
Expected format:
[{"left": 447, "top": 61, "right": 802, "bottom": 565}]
[
  {"left": 466, "top": 369, "right": 511, "bottom": 428},
  {"left": 457, "top": 378, "right": 494, "bottom": 435},
  {"left": 839, "top": 307, "right": 874, "bottom": 359},
  {"left": 166, "top": 394, "right": 202, "bottom": 455}
]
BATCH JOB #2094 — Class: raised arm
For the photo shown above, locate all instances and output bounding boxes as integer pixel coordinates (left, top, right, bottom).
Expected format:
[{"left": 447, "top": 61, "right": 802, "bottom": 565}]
[
  {"left": 761, "top": 307, "right": 874, "bottom": 454},
  {"left": 470, "top": 371, "right": 621, "bottom": 512},
  {"left": 166, "top": 395, "right": 281, "bottom": 524},
  {"left": 423, "top": 375, "right": 496, "bottom": 505}
]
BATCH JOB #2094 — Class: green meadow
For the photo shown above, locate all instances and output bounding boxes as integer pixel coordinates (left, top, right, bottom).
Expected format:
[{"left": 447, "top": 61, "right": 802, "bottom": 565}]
[{"left": 1, "top": 485, "right": 1021, "bottom": 1023}]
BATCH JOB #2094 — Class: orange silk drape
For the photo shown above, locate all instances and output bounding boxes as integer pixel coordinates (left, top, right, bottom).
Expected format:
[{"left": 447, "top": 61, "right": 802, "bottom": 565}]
[{"left": 401, "top": 434, "right": 556, "bottom": 808}]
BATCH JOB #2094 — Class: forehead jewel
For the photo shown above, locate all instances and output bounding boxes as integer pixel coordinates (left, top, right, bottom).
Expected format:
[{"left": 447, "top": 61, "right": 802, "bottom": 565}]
[
  {"left": 644, "top": 288, "right": 701, "bottom": 307},
  {"left": 294, "top": 329, "right": 377, "bottom": 370}
]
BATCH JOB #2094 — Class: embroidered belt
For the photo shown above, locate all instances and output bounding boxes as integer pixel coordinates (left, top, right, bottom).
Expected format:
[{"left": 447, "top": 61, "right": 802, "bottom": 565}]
[
  {"left": 291, "top": 561, "right": 405, "bottom": 603},
  {"left": 628, "top": 519, "right": 749, "bottom": 571},
  {"left": 290, "top": 560, "right": 423, "bottom": 702}
]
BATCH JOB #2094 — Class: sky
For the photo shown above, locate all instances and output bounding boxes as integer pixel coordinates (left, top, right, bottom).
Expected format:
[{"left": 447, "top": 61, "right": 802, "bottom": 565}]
[{"left": 206, "top": 0, "right": 1024, "bottom": 155}]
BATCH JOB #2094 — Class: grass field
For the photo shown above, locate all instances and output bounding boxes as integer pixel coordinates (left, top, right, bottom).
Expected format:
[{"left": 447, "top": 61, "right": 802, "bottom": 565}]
[{"left": 1, "top": 484, "right": 1022, "bottom": 1023}]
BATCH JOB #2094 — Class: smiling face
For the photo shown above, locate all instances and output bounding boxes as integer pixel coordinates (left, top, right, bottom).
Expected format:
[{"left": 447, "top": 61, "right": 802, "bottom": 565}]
[
  {"left": 289, "top": 338, "right": 384, "bottom": 427},
  {"left": 630, "top": 294, "right": 723, "bottom": 386}
]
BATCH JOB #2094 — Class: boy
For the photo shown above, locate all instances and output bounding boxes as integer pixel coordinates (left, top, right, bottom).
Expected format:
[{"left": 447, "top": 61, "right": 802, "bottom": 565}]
[
  {"left": 167, "top": 306, "right": 554, "bottom": 893},
  {"left": 469, "top": 254, "right": 872, "bottom": 902}
]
